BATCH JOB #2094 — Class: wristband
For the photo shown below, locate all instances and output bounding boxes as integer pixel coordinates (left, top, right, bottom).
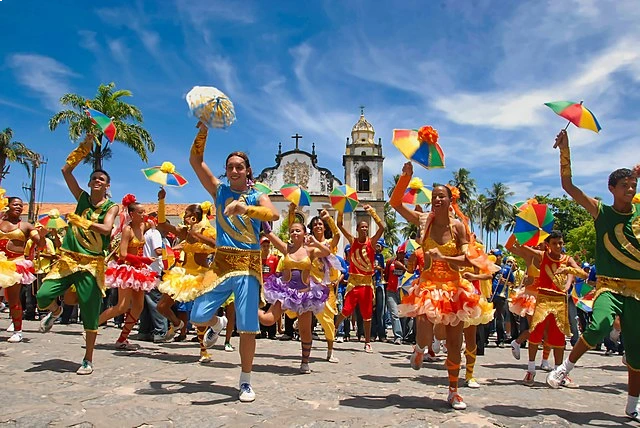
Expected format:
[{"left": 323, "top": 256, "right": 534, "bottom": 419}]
[
  {"left": 67, "top": 213, "right": 93, "bottom": 230},
  {"left": 158, "top": 198, "right": 166, "bottom": 223},
  {"left": 246, "top": 206, "right": 274, "bottom": 221},
  {"left": 66, "top": 135, "right": 93, "bottom": 168},
  {"left": 190, "top": 126, "right": 208, "bottom": 157}
]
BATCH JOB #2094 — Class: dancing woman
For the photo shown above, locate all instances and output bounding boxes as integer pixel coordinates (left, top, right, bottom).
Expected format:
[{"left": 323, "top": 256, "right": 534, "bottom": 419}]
[
  {"left": 0, "top": 196, "right": 41, "bottom": 343},
  {"left": 390, "top": 161, "right": 493, "bottom": 410},
  {"left": 156, "top": 189, "right": 218, "bottom": 362},
  {"left": 189, "top": 122, "right": 279, "bottom": 402},
  {"left": 308, "top": 209, "right": 343, "bottom": 363},
  {"left": 101, "top": 194, "right": 159, "bottom": 350},
  {"left": 259, "top": 219, "right": 331, "bottom": 373}
]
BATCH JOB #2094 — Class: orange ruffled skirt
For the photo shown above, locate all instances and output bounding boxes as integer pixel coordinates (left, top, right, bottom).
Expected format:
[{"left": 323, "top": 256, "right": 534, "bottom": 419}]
[
  {"left": 399, "top": 271, "right": 494, "bottom": 327},
  {"left": 509, "top": 286, "right": 537, "bottom": 317}
]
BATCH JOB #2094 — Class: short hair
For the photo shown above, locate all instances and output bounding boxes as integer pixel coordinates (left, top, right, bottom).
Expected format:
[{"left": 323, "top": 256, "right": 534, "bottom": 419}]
[
  {"left": 185, "top": 204, "right": 204, "bottom": 222},
  {"left": 544, "top": 230, "right": 563, "bottom": 242},
  {"left": 433, "top": 184, "right": 452, "bottom": 198},
  {"left": 7, "top": 196, "right": 22, "bottom": 204},
  {"left": 91, "top": 169, "right": 111, "bottom": 183},
  {"left": 608, "top": 168, "right": 635, "bottom": 187}
]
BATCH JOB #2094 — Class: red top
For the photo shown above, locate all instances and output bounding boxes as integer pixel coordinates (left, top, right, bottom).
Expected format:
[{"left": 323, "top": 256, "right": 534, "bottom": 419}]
[
  {"left": 349, "top": 238, "right": 375, "bottom": 276},
  {"left": 262, "top": 254, "right": 280, "bottom": 279},
  {"left": 384, "top": 258, "right": 405, "bottom": 292},
  {"left": 538, "top": 252, "right": 569, "bottom": 296}
]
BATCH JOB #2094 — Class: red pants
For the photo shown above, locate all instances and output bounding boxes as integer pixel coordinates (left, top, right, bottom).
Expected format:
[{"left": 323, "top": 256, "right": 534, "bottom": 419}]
[
  {"left": 529, "top": 314, "right": 566, "bottom": 348},
  {"left": 341, "top": 286, "right": 373, "bottom": 320}
]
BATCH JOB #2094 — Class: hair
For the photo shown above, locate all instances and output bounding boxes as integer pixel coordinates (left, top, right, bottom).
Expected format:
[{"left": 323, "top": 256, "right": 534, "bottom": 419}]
[
  {"left": 121, "top": 194, "right": 139, "bottom": 214},
  {"left": 91, "top": 169, "right": 111, "bottom": 184},
  {"left": 308, "top": 216, "right": 331, "bottom": 240},
  {"left": 185, "top": 204, "right": 204, "bottom": 222},
  {"left": 289, "top": 221, "right": 306, "bottom": 234},
  {"left": 7, "top": 196, "right": 22, "bottom": 204},
  {"left": 225, "top": 151, "right": 254, "bottom": 183},
  {"left": 432, "top": 184, "right": 452, "bottom": 199},
  {"left": 608, "top": 168, "right": 635, "bottom": 187},
  {"left": 544, "top": 230, "right": 563, "bottom": 242}
]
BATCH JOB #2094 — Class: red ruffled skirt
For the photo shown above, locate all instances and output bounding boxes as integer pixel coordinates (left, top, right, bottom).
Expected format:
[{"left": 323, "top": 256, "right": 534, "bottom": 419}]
[{"left": 105, "top": 260, "right": 158, "bottom": 292}]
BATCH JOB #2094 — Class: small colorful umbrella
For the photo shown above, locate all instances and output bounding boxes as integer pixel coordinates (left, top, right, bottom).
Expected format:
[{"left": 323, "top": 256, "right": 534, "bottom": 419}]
[
  {"left": 186, "top": 86, "right": 236, "bottom": 129},
  {"left": 253, "top": 182, "right": 273, "bottom": 195},
  {"left": 398, "top": 239, "right": 420, "bottom": 257},
  {"left": 571, "top": 282, "right": 595, "bottom": 313},
  {"left": 330, "top": 184, "right": 359, "bottom": 213},
  {"left": 402, "top": 177, "right": 431, "bottom": 205},
  {"left": 513, "top": 204, "right": 555, "bottom": 246},
  {"left": 544, "top": 101, "right": 601, "bottom": 133},
  {"left": 83, "top": 106, "right": 117, "bottom": 143},
  {"left": 280, "top": 184, "right": 311, "bottom": 207},
  {"left": 141, "top": 161, "right": 188, "bottom": 187},
  {"left": 392, "top": 125, "right": 445, "bottom": 169},
  {"left": 399, "top": 271, "right": 419, "bottom": 298},
  {"left": 513, "top": 198, "right": 538, "bottom": 212},
  {"left": 38, "top": 209, "right": 68, "bottom": 230}
]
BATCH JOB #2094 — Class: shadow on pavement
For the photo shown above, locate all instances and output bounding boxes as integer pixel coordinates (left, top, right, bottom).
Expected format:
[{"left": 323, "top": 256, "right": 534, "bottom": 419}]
[
  {"left": 252, "top": 363, "right": 303, "bottom": 376},
  {"left": 136, "top": 380, "right": 237, "bottom": 405},
  {"left": 359, "top": 374, "right": 401, "bottom": 383},
  {"left": 112, "top": 350, "right": 237, "bottom": 368},
  {"left": 483, "top": 404, "right": 635, "bottom": 426},
  {"left": 26, "top": 359, "right": 78, "bottom": 373},
  {"left": 340, "top": 393, "right": 448, "bottom": 411}
]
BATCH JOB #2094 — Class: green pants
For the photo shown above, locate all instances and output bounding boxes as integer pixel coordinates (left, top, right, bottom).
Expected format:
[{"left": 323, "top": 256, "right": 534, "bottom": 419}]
[
  {"left": 582, "top": 291, "right": 640, "bottom": 370},
  {"left": 36, "top": 271, "right": 102, "bottom": 331}
]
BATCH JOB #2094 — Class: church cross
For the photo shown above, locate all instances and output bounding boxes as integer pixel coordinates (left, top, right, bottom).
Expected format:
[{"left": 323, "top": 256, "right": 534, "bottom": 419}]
[
  {"left": 291, "top": 133, "right": 303, "bottom": 150},
  {"left": 360, "top": 105, "right": 365, "bottom": 115}
]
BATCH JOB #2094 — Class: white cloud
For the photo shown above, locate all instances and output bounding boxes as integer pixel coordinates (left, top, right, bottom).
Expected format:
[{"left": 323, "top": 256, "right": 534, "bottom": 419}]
[
  {"left": 108, "top": 39, "right": 130, "bottom": 65},
  {"left": 7, "top": 54, "right": 78, "bottom": 111}
]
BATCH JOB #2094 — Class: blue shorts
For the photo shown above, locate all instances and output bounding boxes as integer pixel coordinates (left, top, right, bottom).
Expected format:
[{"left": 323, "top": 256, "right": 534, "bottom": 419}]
[
  {"left": 190, "top": 274, "right": 260, "bottom": 334},
  {"left": 176, "top": 301, "right": 193, "bottom": 313}
]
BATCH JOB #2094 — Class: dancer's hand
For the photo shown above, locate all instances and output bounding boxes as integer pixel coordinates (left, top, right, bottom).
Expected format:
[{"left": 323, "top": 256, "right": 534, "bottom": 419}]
[
  {"left": 402, "top": 161, "right": 413, "bottom": 176},
  {"left": 224, "top": 200, "right": 247, "bottom": 216},
  {"left": 428, "top": 247, "right": 444, "bottom": 261},
  {"left": 320, "top": 209, "right": 330, "bottom": 220},
  {"left": 553, "top": 130, "right": 568, "bottom": 149},
  {"left": 158, "top": 187, "right": 166, "bottom": 200}
]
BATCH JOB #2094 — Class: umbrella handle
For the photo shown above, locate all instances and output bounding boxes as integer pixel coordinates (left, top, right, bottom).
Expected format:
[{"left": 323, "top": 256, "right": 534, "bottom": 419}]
[{"left": 563, "top": 121, "right": 571, "bottom": 131}]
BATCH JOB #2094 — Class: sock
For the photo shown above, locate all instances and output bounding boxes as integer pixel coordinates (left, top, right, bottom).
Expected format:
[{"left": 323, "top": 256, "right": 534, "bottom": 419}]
[
  {"left": 527, "top": 361, "right": 536, "bottom": 373},
  {"left": 464, "top": 346, "right": 477, "bottom": 381},
  {"left": 239, "top": 371, "right": 251, "bottom": 388},
  {"left": 415, "top": 343, "right": 426, "bottom": 353},
  {"left": 196, "top": 327, "right": 207, "bottom": 354},
  {"left": 10, "top": 304, "right": 22, "bottom": 332},
  {"left": 561, "top": 358, "right": 575, "bottom": 373},
  {"left": 117, "top": 312, "right": 137, "bottom": 343},
  {"left": 627, "top": 395, "right": 639, "bottom": 415}
]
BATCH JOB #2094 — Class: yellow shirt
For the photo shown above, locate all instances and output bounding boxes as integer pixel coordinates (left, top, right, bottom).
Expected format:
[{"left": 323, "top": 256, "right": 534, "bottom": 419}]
[{"left": 25, "top": 238, "right": 56, "bottom": 274}]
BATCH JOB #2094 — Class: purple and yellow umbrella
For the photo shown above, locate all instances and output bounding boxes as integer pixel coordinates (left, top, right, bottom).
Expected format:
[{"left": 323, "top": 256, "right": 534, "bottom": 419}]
[
  {"left": 514, "top": 204, "right": 555, "bottom": 246},
  {"left": 545, "top": 101, "right": 601, "bottom": 133},
  {"left": 141, "top": 162, "right": 188, "bottom": 187},
  {"left": 280, "top": 184, "right": 311, "bottom": 207},
  {"left": 330, "top": 184, "right": 359, "bottom": 213}
]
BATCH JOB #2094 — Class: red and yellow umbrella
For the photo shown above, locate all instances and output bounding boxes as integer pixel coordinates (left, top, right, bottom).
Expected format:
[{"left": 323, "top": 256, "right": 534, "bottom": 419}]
[
  {"left": 141, "top": 162, "right": 188, "bottom": 187},
  {"left": 514, "top": 204, "right": 555, "bottom": 246},
  {"left": 402, "top": 177, "right": 431, "bottom": 205},
  {"left": 330, "top": 185, "right": 358, "bottom": 213},
  {"left": 545, "top": 101, "right": 601, "bottom": 133},
  {"left": 280, "top": 184, "right": 311, "bottom": 207},
  {"left": 38, "top": 209, "right": 68, "bottom": 230}
]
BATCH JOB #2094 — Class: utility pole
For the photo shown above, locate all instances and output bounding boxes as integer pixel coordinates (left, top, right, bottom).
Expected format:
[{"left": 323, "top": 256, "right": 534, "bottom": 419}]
[{"left": 22, "top": 156, "right": 45, "bottom": 224}]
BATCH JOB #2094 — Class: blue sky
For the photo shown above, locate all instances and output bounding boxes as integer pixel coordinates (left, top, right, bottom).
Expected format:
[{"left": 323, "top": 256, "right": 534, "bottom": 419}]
[{"left": 1, "top": 0, "right": 639, "bottom": 209}]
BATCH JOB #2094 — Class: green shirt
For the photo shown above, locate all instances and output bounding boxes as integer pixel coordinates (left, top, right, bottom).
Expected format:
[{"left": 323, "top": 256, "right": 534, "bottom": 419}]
[
  {"left": 594, "top": 202, "right": 640, "bottom": 280},
  {"left": 62, "top": 191, "right": 115, "bottom": 257}
]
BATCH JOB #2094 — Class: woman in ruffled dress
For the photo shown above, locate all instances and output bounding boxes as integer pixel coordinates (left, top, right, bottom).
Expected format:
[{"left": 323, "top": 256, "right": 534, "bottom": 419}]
[
  {"left": 259, "top": 220, "right": 331, "bottom": 373},
  {"left": 100, "top": 194, "right": 158, "bottom": 350}
]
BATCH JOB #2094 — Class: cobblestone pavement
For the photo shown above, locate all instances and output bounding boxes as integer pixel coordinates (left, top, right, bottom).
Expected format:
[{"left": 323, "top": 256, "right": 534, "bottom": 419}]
[{"left": 0, "top": 319, "right": 633, "bottom": 427}]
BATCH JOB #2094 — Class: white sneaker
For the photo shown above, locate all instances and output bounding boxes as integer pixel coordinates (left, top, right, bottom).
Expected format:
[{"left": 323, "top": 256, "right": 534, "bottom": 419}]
[
  {"left": 540, "top": 360, "right": 553, "bottom": 372},
  {"left": 546, "top": 366, "right": 567, "bottom": 389},
  {"left": 39, "top": 308, "right": 61, "bottom": 333},
  {"left": 239, "top": 383, "right": 256, "bottom": 402},
  {"left": 7, "top": 331, "right": 23, "bottom": 343},
  {"left": 164, "top": 320, "right": 185, "bottom": 342},
  {"left": 299, "top": 362, "right": 311, "bottom": 374},
  {"left": 7, "top": 322, "right": 14, "bottom": 332},
  {"left": 335, "top": 336, "right": 344, "bottom": 343},
  {"left": 224, "top": 342, "right": 234, "bottom": 352},
  {"left": 76, "top": 359, "right": 93, "bottom": 375},
  {"left": 448, "top": 390, "right": 467, "bottom": 410},
  {"left": 466, "top": 378, "right": 480, "bottom": 389},
  {"left": 199, "top": 351, "right": 212, "bottom": 364},
  {"left": 610, "top": 328, "right": 621, "bottom": 342},
  {"left": 511, "top": 340, "right": 521, "bottom": 360},
  {"left": 115, "top": 340, "right": 140, "bottom": 351},
  {"left": 204, "top": 316, "right": 228, "bottom": 348},
  {"left": 441, "top": 342, "right": 448, "bottom": 354},
  {"left": 432, "top": 338, "right": 440, "bottom": 354}
]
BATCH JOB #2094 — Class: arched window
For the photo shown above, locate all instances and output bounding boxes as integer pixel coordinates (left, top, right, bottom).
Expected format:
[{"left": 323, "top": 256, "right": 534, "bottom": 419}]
[
  {"left": 361, "top": 151, "right": 366, "bottom": 156},
  {"left": 358, "top": 168, "right": 370, "bottom": 192}
]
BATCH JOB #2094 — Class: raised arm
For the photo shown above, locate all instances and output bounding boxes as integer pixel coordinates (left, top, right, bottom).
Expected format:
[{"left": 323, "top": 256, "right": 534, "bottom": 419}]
[
  {"left": 306, "top": 234, "right": 331, "bottom": 259},
  {"left": 320, "top": 210, "right": 341, "bottom": 252},
  {"left": 62, "top": 134, "right": 94, "bottom": 201},
  {"left": 261, "top": 221, "right": 288, "bottom": 254},
  {"left": 365, "top": 204, "right": 385, "bottom": 243},
  {"left": 554, "top": 130, "right": 599, "bottom": 218},
  {"left": 189, "top": 122, "right": 221, "bottom": 198},
  {"left": 389, "top": 162, "right": 421, "bottom": 226},
  {"left": 336, "top": 211, "right": 354, "bottom": 245},
  {"left": 505, "top": 234, "right": 544, "bottom": 263},
  {"left": 155, "top": 188, "right": 186, "bottom": 239}
]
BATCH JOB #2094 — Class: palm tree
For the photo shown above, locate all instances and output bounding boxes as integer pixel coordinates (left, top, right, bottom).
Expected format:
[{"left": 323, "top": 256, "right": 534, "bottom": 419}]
[
  {"left": 399, "top": 221, "right": 419, "bottom": 240},
  {"left": 383, "top": 203, "right": 401, "bottom": 248},
  {"left": 483, "top": 182, "right": 515, "bottom": 245},
  {"left": 449, "top": 168, "right": 476, "bottom": 206},
  {"left": 0, "top": 128, "right": 40, "bottom": 185},
  {"left": 386, "top": 174, "right": 400, "bottom": 198},
  {"left": 49, "top": 82, "right": 155, "bottom": 170}
]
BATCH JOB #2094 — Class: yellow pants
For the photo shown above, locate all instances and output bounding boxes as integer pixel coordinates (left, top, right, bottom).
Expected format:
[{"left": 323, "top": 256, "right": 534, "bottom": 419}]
[{"left": 316, "top": 286, "right": 338, "bottom": 342}]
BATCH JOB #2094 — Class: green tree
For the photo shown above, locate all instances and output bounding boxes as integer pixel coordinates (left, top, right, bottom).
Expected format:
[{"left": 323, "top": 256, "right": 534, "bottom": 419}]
[
  {"left": 449, "top": 167, "right": 476, "bottom": 206},
  {"left": 399, "top": 221, "right": 419, "bottom": 240},
  {"left": 565, "top": 220, "right": 596, "bottom": 263},
  {"left": 534, "top": 195, "right": 591, "bottom": 235},
  {"left": 383, "top": 203, "right": 401, "bottom": 249},
  {"left": 483, "top": 182, "right": 514, "bottom": 246},
  {"left": 0, "top": 128, "right": 40, "bottom": 185},
  {"left": 49, "top": 82, "right": 155, "bottom": 170}
]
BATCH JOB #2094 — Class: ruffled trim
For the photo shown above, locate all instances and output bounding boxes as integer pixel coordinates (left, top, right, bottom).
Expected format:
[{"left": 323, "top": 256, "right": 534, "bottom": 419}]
[
  {"left": 105, "top": 260, "right": 158, "bottom": 292},
  {"left": 398, "top": 277, "right": 494, "bottom": 326},
  {"left": 14, "top": 259, "right": 36, "bottom": 284},
  {"left": 509, "top": 288, "right": 537, "bottom": 317},
  {"left": 263, "top": 275, "right": 328, "bottom": 314},
  {"left": 157, "top": 267, "right": 206, "bottom": 302},
  {"left": 0, "top": 258, "right": 22, "bottom": 288}
]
